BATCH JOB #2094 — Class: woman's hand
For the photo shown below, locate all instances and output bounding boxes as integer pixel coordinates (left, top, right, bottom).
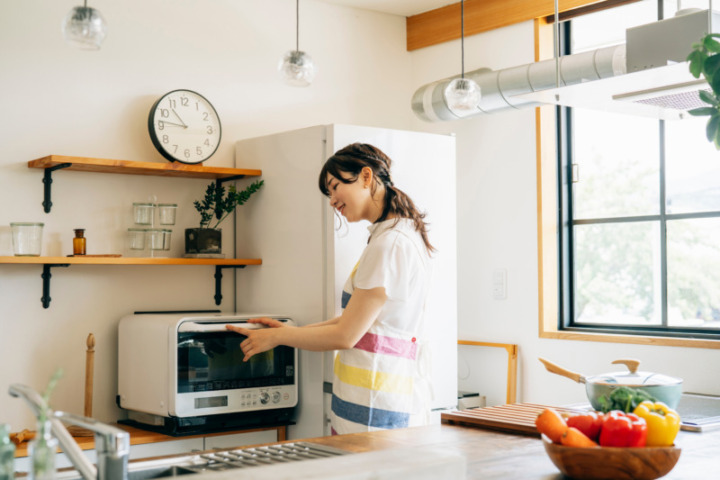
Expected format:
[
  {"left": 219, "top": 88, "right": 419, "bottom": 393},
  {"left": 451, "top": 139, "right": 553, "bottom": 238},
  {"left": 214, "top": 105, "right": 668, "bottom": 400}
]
[{"left": 226, "top": 318, "right": 287, "bottom": 361}]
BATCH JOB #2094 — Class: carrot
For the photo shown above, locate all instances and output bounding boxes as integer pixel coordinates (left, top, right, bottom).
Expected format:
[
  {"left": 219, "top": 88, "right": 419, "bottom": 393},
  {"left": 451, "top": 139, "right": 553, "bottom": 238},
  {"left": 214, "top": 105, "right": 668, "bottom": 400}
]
[
  {"left": 561, "top": 426, "right": 599, "bottom": 448},
  {"left": 535, "top": 408, "right": 568, "bottom": 443}
]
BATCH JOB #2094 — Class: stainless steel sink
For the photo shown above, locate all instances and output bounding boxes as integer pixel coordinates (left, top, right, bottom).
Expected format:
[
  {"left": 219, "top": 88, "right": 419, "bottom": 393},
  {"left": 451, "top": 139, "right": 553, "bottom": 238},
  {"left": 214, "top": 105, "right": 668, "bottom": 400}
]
[{"left": 58, "top": 442, "right": 350, "bottom": 480}]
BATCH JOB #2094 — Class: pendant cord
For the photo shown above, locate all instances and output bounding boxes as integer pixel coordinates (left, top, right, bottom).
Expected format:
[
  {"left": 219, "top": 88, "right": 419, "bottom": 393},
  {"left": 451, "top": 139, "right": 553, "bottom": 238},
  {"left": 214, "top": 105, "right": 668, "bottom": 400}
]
[
  {"left": 554, "top": 0, "right": 559, "bottom": 88},
  {"left": 296, "top": 0, "right": 300, "bottom": 52},
  {"left": 461, "top": 0, "right": 465, "bottom": 79},
  {"left": 84, "top": 0, "right": 88, "bottom": 8}
]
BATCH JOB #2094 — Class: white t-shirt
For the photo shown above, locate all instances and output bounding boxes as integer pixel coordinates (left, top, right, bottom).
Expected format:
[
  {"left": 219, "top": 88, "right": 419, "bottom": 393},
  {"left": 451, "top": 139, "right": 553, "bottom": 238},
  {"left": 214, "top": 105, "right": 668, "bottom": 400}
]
[{"left": 329, "top": 217, "right": 433, "bottom": 435}]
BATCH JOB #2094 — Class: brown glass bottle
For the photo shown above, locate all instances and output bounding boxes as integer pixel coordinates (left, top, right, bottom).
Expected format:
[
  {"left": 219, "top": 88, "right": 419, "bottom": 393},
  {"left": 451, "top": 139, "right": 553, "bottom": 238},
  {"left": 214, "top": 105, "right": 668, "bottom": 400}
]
[{"left": 73, "top": 228, "right": 86, "bottom": 255}]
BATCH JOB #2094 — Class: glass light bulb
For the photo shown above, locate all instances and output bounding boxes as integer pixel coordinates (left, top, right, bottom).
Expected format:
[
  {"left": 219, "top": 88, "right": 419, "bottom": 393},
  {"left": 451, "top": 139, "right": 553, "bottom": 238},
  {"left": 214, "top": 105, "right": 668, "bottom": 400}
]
[
  {"left": 278, "top": 50, "right": 316, "bottom": 87},
  {"left": 62, "top": 6, "right": 107, "bottom": 50},
  {"left": 444, "top": 77, "right": 482, "bottom": 117}
]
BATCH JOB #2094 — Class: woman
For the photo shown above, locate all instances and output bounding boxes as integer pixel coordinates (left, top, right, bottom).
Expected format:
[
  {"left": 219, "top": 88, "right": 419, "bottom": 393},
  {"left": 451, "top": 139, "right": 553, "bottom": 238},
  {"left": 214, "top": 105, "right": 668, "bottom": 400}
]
[{"left": 227, "top": 143, "right": 434, "bottom": 434}]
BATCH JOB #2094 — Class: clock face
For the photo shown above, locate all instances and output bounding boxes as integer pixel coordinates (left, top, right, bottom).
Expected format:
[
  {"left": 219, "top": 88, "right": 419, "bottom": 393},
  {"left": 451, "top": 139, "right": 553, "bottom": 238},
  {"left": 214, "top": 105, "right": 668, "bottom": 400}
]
[{"left": 148, "top": 89, "right": 222, "bottom": 164}]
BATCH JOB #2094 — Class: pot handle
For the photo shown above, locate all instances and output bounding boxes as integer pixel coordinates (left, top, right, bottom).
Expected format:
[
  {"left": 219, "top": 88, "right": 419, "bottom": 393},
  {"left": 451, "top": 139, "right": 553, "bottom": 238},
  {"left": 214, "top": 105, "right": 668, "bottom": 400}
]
[
  {"left": 611, "top": 358, "right": 640, "bottom": 374},
  {"left": 538, "top": 357, "right": 585, "bottom": 384}
]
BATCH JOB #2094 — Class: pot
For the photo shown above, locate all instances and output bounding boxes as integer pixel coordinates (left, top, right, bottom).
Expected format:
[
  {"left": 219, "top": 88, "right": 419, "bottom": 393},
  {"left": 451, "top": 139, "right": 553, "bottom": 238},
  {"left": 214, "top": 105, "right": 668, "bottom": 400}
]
[{"left": 538, "top": 357, "right": 683, "bottom": 411}]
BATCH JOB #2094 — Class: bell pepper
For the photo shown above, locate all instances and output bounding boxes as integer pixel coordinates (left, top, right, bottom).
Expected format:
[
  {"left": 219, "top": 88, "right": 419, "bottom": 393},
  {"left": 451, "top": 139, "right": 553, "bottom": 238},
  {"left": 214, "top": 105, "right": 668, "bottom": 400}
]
[
  {"left": 599, "top": 410, "right": 648, "bottom": 447},
  {"left": 633, "top": 401, "right": 681, "bottom": 446},
  {"left": 566, "top": 411, "right": 604, "bottom": 441}
]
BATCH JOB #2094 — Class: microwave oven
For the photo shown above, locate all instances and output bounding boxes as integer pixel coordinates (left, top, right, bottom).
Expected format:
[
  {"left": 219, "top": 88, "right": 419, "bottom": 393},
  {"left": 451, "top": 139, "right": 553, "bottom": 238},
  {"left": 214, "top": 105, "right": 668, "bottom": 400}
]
[{"left": 118, "top": 313, "right": 298, "bottom": 435}]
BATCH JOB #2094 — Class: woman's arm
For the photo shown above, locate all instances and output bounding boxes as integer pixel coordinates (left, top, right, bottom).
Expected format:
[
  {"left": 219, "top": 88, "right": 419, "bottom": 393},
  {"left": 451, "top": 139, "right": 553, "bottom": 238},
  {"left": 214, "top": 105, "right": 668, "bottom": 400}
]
[{"left": 227, "top": 287, "right": 386, "bottom": 361}]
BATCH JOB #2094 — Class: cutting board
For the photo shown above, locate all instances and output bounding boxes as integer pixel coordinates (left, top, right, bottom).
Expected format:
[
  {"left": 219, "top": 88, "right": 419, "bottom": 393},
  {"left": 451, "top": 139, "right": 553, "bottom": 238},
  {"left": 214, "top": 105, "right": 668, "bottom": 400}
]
[{"left": 441, "top": 403, "right": 586, "bottom": 437}]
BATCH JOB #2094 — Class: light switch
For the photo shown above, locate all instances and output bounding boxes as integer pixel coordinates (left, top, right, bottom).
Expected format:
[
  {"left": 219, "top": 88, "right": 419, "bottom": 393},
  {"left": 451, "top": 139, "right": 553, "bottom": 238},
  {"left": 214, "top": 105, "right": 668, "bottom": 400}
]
[{"left": 492, "top": 269, "right": 507, "bottom": 300}]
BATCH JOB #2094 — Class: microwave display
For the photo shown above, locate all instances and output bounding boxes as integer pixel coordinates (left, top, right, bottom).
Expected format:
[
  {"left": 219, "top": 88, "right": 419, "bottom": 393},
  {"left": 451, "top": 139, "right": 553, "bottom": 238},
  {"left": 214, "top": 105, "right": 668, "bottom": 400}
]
[{"left": 177, "top": 331, "right": 295, "bottom": 393}]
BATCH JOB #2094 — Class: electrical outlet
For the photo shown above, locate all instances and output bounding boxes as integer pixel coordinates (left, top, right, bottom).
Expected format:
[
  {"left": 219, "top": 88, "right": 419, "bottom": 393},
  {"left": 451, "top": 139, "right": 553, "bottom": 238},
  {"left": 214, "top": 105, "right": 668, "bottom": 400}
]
[{"left": 492, "top": 269, "right": 507, "bottom": 300}]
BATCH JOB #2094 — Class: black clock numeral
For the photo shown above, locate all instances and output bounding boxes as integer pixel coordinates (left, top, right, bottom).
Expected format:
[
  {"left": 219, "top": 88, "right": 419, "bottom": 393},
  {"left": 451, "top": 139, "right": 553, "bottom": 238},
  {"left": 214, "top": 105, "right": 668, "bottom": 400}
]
[
  {"left": 160, "top": 108, "right": 170, "bottom": 118},
  {"left": 204, "top": 139, "right": 210, "bottom": 146},
  {"left": 196, "top": 147, "right": 202, "bottom": 156},
  {"left": 172, "top": 145, "right": 178, "bottom": 153},
  {"left": 195, "top": 101, "right": 199, "bottom": 111},
  {"left": 162, "top": 135, "right": 169, "bottom": 144},
  {"left": 158, "top": 121, "right": 165, "bottom": 131},
  {"left": 168, "top": 99, "right": 177, "bottom": 108},
  {"left": 181, "top": 97, "right": 189, "bottom": 107},
  {"left": 202, "top": 112, "right": 209, "bottom": 121},
  {"left": 184, "top": 149, "right": 191, "bottom": 158},
  {"left": 206, "top": 126, "right": 213, "bottom": 134}
]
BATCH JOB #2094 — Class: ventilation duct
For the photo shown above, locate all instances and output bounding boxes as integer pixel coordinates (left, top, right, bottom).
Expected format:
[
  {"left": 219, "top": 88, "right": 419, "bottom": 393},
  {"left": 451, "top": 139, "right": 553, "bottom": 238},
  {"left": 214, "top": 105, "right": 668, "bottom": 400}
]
[{"left": 412, "top": 8, "right": 718, "bottom": 123}]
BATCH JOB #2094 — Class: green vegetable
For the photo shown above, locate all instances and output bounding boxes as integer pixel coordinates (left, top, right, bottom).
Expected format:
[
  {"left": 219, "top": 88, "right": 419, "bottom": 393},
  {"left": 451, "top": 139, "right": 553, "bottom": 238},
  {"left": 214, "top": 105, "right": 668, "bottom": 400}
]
[{"left": 597, "top": 386, "right": 656, "bottom": 413}]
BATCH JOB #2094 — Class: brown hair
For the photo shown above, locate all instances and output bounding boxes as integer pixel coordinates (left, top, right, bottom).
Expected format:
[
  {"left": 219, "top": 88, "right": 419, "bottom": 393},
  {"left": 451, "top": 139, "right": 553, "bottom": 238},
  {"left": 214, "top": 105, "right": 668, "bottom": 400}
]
[{"left": 318, "top": 143, "right": 435, "bottom": 253}]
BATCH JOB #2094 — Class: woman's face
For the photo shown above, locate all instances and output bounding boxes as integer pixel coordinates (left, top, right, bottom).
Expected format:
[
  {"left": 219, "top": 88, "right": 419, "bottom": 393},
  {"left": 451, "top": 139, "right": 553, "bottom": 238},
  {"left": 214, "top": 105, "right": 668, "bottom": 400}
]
[{"left": 326, "top": 169, "right": 374, "bottom": 223}]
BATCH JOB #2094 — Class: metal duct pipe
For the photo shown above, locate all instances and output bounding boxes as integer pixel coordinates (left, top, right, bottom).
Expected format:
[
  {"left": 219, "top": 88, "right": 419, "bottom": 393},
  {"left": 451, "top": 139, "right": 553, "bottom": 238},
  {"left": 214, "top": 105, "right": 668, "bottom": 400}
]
[{"left": 411, "top": 44, "right": 627, "bottom": 122}]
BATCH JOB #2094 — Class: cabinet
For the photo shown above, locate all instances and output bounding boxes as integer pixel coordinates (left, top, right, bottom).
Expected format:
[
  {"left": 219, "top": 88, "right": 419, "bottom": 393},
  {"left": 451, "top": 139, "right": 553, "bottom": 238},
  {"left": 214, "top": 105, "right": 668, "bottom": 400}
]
[{"left": 1, "top": 155, "right": 263, "bottom": 308}]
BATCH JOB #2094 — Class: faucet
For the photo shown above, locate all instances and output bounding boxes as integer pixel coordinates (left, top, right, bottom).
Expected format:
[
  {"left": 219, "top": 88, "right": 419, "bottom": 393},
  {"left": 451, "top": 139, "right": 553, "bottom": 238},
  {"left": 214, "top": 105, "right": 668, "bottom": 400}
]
[{"left": 9, "top": 384, "right": 130, "bottom": 480}]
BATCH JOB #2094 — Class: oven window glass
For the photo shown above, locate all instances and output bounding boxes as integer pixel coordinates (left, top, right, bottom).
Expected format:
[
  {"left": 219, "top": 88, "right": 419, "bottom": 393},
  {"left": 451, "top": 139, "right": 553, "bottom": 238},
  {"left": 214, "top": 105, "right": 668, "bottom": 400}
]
[{"left": 177, "top": 332, "right": 295, "bottom": 393}]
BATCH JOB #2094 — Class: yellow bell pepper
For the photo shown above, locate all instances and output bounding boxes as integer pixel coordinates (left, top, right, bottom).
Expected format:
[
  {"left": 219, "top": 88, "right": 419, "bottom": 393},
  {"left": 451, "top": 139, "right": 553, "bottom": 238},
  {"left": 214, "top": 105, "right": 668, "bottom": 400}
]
[{"left": 633, "top": 400, "right": 681, "bottom": 446}]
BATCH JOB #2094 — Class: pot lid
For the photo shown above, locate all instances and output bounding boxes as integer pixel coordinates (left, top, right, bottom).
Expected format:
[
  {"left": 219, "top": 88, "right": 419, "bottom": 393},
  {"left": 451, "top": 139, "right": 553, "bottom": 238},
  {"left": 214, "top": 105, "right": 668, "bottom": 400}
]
[{"left": 587, "top": 359, "right": 682, "bottom": 387}]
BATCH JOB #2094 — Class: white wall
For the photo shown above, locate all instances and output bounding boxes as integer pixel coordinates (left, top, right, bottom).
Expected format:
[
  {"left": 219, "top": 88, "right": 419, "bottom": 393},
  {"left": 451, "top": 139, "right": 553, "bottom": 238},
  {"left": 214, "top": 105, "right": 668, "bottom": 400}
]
[
  {"left": 0, "top": 0, "right": 414, "bottom": 430},
  {"left": 408, "top": 21, "right": 720, "bottom": 407}
]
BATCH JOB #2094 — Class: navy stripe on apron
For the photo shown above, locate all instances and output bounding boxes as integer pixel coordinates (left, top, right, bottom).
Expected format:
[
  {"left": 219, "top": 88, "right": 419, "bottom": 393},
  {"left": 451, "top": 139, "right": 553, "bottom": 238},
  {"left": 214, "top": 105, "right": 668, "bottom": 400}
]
[
  {"left": 331, "top": 394, "right": 410, "bottom": 429},
  {"left": 341, "top": 290, "right": 352, "bottom": 309}
]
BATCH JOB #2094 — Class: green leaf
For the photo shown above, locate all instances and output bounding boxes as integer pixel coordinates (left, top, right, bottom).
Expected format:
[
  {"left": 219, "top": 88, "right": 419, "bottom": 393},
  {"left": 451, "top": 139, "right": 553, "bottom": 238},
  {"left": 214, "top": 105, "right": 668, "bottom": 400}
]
[
  {"left": 688, "top": 106, "right": 716, "bottom": 116},
  {"left": 700, "top": 89, "right": 718, "bottom": 106},
  {"left": 704, "top": 37, "right": 720, "bottom": 53},
  {"left": 688, "top": 50, "right": 706, "bottom": 78},
  {"left": 706, "top": 115, "right": 720, "bottom": 143},
  {"left": 704, "top": 54, "right": 720, "bottom": 78}
]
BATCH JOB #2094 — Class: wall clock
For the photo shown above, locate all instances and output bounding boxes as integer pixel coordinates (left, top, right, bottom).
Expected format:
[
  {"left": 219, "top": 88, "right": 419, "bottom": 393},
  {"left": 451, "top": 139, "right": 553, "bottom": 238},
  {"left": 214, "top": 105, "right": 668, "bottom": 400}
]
[{"left": 148, "top": 89, "right": 222, "bottom": 164}]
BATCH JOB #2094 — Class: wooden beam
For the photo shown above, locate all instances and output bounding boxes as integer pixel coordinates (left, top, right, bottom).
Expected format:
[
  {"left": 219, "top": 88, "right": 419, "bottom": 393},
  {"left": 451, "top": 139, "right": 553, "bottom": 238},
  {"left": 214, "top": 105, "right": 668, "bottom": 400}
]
[{"left": 407, "top": 0, "right": 626, "bottom": 51}]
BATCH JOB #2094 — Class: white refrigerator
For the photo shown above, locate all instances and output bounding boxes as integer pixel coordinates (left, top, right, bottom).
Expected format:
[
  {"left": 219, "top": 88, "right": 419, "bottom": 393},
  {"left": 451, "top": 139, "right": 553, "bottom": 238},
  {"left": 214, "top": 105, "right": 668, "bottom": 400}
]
[{"left": 233, "top": 124, "right": 457, "bottom": 439}]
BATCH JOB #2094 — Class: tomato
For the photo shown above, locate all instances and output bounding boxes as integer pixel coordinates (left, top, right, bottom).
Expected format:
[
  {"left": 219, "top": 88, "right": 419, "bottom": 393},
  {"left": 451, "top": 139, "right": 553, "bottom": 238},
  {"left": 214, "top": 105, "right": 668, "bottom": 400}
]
[{"left": 566, "top": 411, "right": 604, "bottom": 441}]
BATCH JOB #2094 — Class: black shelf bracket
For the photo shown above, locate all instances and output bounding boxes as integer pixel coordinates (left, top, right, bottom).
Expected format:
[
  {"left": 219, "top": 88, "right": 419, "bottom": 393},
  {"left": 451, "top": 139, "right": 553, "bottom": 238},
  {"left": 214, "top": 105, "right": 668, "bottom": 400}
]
[
  {"left": 214, "top": 175, "right": 247, "bottom": 219},
  {"left": 214, "top": 265, "right": 246, "bottom": 305},
  {"left": 41, "top": 264, "right": 69, "bottom": 308},
  {"left": 42, "top": 163, "right": 72, "bottom": 213}
]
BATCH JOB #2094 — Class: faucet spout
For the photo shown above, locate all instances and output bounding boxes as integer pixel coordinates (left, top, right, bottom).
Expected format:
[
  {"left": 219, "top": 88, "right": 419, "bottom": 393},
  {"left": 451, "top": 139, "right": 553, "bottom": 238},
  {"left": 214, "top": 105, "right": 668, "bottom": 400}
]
[{"left": 9, "top": 384, "right": 129, "bottom": 480}]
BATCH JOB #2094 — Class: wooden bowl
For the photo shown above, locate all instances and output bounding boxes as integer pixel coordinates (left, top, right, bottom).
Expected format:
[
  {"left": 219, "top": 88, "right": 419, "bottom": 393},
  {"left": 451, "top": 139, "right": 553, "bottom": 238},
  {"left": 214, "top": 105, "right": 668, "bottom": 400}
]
[{"left": 542, "top": 436, "right": 681, "bottom": 480}]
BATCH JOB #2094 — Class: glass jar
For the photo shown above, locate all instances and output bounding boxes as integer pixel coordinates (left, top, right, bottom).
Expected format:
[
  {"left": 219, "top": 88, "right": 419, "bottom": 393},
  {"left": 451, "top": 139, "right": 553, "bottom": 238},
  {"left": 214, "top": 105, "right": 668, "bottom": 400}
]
[
  {"left": 148, "top": 229, "right": 165, "bottom": 251},
  {"left": 158, "top": 204, "right": 177, "bottom": 225},
  {"left": 72, "top": 228, "right": 86, "bottom": 255},
  {"left": 0, "top": 423, "right": 15, "bottom": 480},
  {"left": 10, "top": 222, "right": 44, "bottom": 256},
  {"left": 28, "top": 419, "right": 57, "bottom": 480},
  {"left": 162, "top": 229, "right": 172, "bottom": 251},
  {"left": 127, "top": 228, "right": 146, "bottom": 251},
  {"left": 133, "top": 203, "right": 155, "bottom": 225}
]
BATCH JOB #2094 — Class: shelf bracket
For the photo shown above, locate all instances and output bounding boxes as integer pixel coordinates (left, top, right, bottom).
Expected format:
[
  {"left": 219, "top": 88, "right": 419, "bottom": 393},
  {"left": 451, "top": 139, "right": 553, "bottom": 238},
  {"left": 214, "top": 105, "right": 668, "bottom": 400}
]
[
  {"left": 214, "top": 265, "right": 246, "bottom": 305},
  {"left": 42, "top": 163, "right": 72, "bottom": 213},
  {"left": 215, "top": 175, "right": 247, "bottom": 219},
  {"left": 41, "top": 264, "right": 69, "bottom": 308}
]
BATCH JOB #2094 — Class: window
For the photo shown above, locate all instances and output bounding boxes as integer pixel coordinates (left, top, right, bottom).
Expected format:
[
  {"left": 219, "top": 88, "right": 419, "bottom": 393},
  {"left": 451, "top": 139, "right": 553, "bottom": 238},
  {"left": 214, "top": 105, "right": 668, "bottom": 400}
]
[{"left": 558, "top": 0, "right": 720, "bottom": 339}]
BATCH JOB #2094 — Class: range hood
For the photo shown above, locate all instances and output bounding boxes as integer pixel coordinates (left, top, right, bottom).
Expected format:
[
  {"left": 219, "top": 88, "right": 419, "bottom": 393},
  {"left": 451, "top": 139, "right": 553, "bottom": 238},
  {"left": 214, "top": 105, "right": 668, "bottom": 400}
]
[{"left": 412, "top": 8, "right": 719, "bottom": 122}]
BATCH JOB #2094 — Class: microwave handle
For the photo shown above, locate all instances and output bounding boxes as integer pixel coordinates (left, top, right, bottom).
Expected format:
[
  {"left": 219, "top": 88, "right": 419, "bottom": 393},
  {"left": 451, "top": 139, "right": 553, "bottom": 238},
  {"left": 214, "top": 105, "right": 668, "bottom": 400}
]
[{"left": 177, "top": 322, "right": 263, "bottom": 333}]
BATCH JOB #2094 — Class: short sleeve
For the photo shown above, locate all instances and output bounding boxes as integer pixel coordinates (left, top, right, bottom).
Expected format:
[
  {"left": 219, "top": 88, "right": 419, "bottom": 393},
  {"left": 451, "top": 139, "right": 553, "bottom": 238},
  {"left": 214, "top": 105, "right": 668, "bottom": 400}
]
[{"left": 353, "top": 233, "right": 416, "bottom": 300}]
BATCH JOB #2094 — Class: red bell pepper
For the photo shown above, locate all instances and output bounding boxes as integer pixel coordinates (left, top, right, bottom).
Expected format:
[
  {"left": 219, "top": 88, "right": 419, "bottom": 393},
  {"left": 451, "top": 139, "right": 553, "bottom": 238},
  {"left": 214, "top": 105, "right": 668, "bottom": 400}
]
[
  {"left": 599, "top": 410, "right": 648, "bottom": 447},
  {"left": 566, "top": 411, "right": 604, "bottom": 441}
]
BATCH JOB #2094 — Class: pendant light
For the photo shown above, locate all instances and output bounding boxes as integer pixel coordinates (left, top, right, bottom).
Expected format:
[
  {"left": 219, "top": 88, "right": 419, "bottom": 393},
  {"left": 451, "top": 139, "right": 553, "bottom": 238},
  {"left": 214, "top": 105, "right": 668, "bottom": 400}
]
[
  {"left": 443, "top": 0, "right": 481, "bottom": 116},
  {"left": 62, "top": 0, "right": 107, "bottom": 50},
  {"left": 278, "top": 0, "right": 316, "bottom": 87}
]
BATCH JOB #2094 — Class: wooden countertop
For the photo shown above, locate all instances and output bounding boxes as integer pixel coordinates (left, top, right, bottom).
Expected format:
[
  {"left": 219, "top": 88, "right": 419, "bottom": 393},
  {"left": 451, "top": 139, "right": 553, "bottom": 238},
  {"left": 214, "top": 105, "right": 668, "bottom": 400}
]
[{"left": 288, "top": 424, "right": 719, "bottom": 479}]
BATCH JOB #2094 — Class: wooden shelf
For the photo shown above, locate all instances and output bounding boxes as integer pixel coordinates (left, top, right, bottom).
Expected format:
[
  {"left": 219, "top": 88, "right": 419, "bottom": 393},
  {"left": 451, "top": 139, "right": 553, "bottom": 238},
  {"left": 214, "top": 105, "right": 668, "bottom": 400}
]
[
  {"left": 1, "top": 257, "right": 261, "bottom": 308},
  {"left": 28, "top": 155, "right": 262, "bottom": 179},
  {"left": 0, "top": 256, "right": 261, "bottom": 266}
]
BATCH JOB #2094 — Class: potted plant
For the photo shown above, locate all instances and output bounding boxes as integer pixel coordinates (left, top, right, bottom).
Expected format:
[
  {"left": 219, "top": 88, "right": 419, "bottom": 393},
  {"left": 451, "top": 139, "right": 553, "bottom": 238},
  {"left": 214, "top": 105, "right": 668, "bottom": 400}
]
[
  {"left": 185, "top": 180, "right": 264, "bottom": 255},
  {"left": 687, "top": 33, "right": 720, "bottom": 147}
]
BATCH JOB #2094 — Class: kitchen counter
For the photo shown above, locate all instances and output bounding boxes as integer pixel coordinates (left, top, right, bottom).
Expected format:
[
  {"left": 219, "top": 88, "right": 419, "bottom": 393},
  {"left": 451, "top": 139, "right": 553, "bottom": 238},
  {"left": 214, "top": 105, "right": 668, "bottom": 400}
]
[{"left": 275, "top": 423, "right": 717, "bottom": 479}]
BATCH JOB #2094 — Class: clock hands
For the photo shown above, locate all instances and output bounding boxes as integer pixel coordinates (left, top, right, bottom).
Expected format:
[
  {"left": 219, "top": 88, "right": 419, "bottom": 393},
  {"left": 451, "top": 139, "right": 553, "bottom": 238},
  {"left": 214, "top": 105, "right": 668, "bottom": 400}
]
[
  {"left": 171, "top": 108, "right": 188, "bottom": 128},
  {"left": 160, "top": 120, "right": 187, "bottom": 128}
]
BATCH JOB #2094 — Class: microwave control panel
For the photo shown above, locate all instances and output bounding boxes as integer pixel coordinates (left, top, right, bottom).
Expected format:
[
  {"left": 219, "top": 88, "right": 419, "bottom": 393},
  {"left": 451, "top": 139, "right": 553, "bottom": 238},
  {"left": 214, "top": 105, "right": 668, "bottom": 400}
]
[{"left": 176, "top": 384, "right": 298, "bottom": 416}]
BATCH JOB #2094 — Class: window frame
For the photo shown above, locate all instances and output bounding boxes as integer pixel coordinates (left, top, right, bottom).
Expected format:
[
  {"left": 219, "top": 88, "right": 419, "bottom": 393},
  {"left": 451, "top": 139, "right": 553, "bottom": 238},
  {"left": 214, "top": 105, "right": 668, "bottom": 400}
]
[{"left": 534, "top": 14, "right": 720, "bottom": 349}]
